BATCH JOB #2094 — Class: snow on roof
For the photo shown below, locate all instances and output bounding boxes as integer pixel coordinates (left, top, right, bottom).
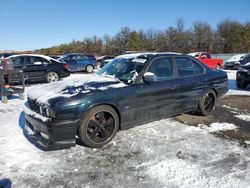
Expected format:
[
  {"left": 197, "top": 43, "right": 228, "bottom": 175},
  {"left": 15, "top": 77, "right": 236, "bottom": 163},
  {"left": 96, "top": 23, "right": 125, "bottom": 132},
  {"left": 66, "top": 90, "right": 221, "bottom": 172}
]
[
  {"left": 188, "top": 52, "right": 201, "bottom": 56},
  {"left": 116, "top": 53, "right": 148, "bottom": 59},
  {"left": 7, "top": 54, "right": 55, "bottom": 61},
  {"left": 116, "top": 52, "right": 180, "bottom": 59}
]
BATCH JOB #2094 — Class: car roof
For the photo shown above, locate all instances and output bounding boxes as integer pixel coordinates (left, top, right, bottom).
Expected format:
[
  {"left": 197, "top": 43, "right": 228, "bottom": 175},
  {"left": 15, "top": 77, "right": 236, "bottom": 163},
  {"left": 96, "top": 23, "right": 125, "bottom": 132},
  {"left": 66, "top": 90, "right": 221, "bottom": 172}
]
[
  {"left": 7, "top": 54, "right": 55, "bottom": 61},
  {"left": 63, "top": 53, "right": 93, "bottom": 56},
  {"left": 116, "top": 52, "right": 182, "bottom": 59}
]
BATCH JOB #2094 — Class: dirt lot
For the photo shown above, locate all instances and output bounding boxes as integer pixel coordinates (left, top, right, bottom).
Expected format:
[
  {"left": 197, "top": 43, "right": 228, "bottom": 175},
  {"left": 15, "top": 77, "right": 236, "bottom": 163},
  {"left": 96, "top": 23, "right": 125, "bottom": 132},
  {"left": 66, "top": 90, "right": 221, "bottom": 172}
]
[{"left": 174, "top": 95, "right": 250, "bottom": 145}]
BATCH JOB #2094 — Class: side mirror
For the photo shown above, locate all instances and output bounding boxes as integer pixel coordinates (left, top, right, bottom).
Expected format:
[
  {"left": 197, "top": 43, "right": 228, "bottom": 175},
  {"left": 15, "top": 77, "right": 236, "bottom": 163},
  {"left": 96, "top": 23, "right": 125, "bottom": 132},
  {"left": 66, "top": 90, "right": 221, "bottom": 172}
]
[{"left": 143, "top": 72, "right": 156, "bottom": 83}]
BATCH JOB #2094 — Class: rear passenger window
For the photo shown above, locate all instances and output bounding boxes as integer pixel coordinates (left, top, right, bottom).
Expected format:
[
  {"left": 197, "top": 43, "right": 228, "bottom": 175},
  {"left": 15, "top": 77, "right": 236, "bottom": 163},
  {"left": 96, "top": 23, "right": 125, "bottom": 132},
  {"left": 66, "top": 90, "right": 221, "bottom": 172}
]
[
  {"left": 147, "top": 58, "right": 174, "bottom": 81},
  {"left": 192, "top": 59, "right": 205, "bottom": 75},
  {"left": 13, "top": 57, "right": 24, "bottom": 66},
  {"left": 203, "top": 53, "right": 211, "bottom": 58},
  {"left": 72, "top": 55, "right": 86, "bottom": 61},
  {"left": 176, "top": 57, "right": 195, "bottom": 77}
]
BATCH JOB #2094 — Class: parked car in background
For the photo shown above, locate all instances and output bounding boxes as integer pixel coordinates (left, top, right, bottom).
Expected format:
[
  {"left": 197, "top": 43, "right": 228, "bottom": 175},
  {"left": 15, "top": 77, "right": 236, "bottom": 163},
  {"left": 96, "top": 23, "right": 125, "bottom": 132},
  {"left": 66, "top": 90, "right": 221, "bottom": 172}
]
[
  {"left": 3, "top": 54, "right": 70, "bottom": 83},
  {"left": 97, "top": 55, "right": 115, "bottom": 68},
  {"left": 58, "top": 53, "right": 97, "bottom": 73},
  {"left": 224, "top": 54, "right": 247, "bottom": 69},
  {"left": 188, "top": 52, "right": 223, "bottom": 69},
  {"left": 0, "top": 53, "right": 17, "bottom": 59},
  {"left": 236, "top": 62, "right": 250, "bottom": 88},
  {"left": 49, "top": 55, "right": 61, "bottom": 60},
  {"left": 24, "top": 52, "right": 228, "bottom": 149}
]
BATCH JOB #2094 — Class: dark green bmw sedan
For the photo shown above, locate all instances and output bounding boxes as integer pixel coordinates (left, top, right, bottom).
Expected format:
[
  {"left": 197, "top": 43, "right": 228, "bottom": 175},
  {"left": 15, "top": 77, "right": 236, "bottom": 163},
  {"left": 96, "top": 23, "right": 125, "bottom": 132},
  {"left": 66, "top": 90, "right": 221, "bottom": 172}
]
[{"left": 24, "top": 52, "right": 228, "bottom": 149}]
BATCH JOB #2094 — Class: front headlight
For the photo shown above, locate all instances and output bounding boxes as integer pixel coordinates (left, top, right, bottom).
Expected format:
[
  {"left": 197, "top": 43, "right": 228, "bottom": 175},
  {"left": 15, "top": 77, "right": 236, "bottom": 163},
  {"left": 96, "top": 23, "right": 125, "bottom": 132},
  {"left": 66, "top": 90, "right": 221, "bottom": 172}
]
[
  {"left": 235, "top": 61, "right": 240, "bottom": 64},
  {"left": 38, "top": 104, "right": 55, "bottom": 118},
  {"left": 45, "top": 107, "right": 56, "bottom": 118},
  {"left": 39, "top": 106, "right": 43, "bottom": 114}
]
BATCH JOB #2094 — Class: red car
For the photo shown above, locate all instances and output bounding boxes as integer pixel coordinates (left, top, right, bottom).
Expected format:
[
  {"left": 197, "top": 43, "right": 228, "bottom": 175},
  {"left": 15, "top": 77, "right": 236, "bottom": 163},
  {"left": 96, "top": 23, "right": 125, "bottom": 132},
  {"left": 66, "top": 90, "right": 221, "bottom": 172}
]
[{"left": 188, "top": 52, "right": 223, "bottom": 69}]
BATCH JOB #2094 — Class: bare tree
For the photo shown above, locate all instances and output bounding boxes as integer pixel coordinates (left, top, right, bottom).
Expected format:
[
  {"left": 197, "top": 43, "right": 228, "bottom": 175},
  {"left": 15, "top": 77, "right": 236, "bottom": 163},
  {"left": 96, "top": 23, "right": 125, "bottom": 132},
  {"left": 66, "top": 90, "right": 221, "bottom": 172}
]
[{"left": 217, "top": 19, "right": 242, "bottom": 53}]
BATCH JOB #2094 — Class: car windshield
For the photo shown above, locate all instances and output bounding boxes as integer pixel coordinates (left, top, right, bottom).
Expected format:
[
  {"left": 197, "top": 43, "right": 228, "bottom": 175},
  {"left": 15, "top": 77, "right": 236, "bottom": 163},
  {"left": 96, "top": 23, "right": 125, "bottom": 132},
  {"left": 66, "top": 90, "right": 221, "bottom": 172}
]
[{"left": 97, "top": 57, "right": 146, "bottom": 82}]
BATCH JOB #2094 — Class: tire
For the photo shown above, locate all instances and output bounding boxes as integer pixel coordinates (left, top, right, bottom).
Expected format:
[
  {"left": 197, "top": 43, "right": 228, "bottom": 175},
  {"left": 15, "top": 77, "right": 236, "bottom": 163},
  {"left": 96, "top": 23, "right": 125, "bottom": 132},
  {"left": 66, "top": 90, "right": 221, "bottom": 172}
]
[
  {"left": 85, "top": 65, "right": 94, "bottom": 73},
  {"left": 78, "top": 105, "right": 119, "bottom": 148},
  {"left": 236, "top": 80, "right": 247, "bottom": 88},
  {"left": 45, "top": 71, "right": 59, "bottom": 83},
  {"left": 197, "top": 89, "right": 216, "bottom": 116}
]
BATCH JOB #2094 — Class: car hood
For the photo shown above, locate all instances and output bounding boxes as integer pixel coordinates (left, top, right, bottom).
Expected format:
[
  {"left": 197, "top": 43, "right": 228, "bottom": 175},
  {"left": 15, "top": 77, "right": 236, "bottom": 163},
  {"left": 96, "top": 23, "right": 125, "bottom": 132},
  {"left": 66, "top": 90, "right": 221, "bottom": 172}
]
[
  {"left": 225, "top": 60, "right": 239, "bottom": 63},
  {"left": 27, "top": 74, "right": 126, "bottom": 106}
]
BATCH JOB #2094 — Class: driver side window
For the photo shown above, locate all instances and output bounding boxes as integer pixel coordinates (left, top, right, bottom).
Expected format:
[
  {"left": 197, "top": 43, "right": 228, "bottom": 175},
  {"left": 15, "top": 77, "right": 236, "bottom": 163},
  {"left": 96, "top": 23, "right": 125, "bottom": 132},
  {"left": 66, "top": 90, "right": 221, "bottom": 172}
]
[{"left": 147, "top": 58, "right": 174, "bottom": 81}]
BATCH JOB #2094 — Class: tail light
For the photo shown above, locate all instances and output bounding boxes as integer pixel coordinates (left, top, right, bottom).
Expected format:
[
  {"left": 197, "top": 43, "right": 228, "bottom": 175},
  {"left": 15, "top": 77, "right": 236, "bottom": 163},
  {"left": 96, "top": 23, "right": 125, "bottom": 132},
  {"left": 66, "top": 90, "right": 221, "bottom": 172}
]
[{"left": 63, "top": 63, "right": 68, "bottom": 70}]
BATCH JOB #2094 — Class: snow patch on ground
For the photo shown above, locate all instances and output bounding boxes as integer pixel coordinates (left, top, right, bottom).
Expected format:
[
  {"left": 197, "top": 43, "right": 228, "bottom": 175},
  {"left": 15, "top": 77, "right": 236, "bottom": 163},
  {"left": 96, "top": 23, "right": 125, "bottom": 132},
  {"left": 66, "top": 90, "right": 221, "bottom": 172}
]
[
  {"left": 222, "top": 104, "right": 239, "bottom": 112},
  {"left": 235, "top": 114, "right": 250, "bottom": 122},
  {"left": 245, "top": 140, "right": 250, "bottom": 145},
  {"left": 199, "top": 122, "right": 238, "bottom": 133}
]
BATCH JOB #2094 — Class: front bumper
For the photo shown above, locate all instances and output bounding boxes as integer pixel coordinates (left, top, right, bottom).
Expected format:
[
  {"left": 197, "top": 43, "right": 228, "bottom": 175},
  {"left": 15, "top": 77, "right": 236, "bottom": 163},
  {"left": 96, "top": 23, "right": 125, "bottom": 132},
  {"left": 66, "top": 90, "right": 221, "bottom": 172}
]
[
  {"left": 24, "top": 102, "right": 80, "bottom": 150},
  {"left": 236, "top": 72, "right": 250, "bottom": 82},
  {"left": 224, "top": 64, "right": 239, "bottom": 69}
]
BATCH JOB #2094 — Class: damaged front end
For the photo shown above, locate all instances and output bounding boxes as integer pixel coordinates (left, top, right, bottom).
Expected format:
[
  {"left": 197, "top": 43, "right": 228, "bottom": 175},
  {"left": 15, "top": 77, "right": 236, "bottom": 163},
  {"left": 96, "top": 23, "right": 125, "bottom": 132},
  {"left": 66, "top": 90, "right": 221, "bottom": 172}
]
[{"left": 23, "top": 100, "right": 80, "bottom": 150}]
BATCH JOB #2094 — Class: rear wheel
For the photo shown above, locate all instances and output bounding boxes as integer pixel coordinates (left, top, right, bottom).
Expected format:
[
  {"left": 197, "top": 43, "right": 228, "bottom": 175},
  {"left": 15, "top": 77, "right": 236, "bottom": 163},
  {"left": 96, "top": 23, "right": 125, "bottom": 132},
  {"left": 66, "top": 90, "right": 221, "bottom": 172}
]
[
  {"left": 197, "top": 89, "right": 216, "bottom": 116},
  {"left": 46, "top": 71, "right": 59, "bottom": 83},
  {"left": 85, "top": 65, "right": 94, "bottom": 73},
  {"left": 78, "top": 105, "right": 119, "bottom": 148}
]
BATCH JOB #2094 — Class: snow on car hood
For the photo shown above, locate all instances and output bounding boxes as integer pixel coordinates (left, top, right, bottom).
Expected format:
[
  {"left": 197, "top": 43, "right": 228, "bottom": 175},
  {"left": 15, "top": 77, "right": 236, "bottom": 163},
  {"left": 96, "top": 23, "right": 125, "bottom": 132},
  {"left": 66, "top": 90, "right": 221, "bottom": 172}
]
[
  {"left": 27, "top": 74, "right": 127, "bottom": 105},
  {"left": 225, "top": 54, "right": 246, "bottom": 62}
]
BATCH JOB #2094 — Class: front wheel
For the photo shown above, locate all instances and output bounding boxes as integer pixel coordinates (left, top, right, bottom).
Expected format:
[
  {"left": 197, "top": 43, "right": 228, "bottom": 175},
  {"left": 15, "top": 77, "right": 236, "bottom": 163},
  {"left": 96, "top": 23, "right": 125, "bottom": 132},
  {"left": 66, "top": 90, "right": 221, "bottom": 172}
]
[
  {"left": 196, "top": 89, "right": 216, "bottom": 116},
  {"left": 46, "top": 71, "right": 59, "bottom": 83},
  {"left": 78, "top": 105, "right": 119, "bottom": 148},
  {"left": 85, "top": 65, "right": 94, "bottom": 73}
]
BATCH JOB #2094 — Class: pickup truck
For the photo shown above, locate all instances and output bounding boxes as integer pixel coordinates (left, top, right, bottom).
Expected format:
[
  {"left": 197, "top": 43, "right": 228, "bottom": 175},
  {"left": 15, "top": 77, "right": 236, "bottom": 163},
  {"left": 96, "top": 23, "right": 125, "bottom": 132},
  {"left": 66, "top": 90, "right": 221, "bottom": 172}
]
[{"left": 188, "top": 52, "right": 223, "bottom": 69}]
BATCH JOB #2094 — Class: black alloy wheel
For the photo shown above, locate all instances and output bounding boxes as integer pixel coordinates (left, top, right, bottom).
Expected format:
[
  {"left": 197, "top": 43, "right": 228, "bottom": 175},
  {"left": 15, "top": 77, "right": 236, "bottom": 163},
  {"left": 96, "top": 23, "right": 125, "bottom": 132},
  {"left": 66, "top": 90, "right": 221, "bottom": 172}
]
[
  {"left": 87, "top": 111, "right": 116, "bottom": 144},
  {"left": 197, "top": 89, "right": 217, "bottom": 116},
  {"left": 78, "top": 105, "right": 119, "bottom": 148}
]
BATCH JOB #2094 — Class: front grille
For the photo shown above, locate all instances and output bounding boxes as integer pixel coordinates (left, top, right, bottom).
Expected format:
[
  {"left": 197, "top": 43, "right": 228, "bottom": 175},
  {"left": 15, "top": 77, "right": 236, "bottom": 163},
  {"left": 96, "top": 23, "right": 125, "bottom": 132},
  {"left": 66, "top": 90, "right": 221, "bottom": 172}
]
[
  {"left": 225, "top": 62, "right": 235, "bottom": 65},
  {"left": 28, "top": 97, "right": 51, "bottom": 117}
]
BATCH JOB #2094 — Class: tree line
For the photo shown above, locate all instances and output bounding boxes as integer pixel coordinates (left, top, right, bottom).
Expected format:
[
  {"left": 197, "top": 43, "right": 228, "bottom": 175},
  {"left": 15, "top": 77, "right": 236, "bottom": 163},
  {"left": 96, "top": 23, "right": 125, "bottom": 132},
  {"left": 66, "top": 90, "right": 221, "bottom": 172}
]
[{"left": 34, "top": 19, "right": 250, "bottom": 56}]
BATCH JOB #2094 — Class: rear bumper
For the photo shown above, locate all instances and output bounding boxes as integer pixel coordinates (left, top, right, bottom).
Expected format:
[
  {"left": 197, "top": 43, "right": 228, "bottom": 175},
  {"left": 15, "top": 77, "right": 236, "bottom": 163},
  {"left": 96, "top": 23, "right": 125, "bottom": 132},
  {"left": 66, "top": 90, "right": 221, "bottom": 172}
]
[
  {"left": 24, "top": 103, "right": 80, "bottom": 150},
  {"left": 59, "top": 70, "right": 70, "bottom": 78}
]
